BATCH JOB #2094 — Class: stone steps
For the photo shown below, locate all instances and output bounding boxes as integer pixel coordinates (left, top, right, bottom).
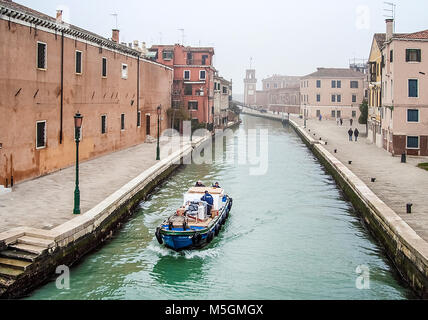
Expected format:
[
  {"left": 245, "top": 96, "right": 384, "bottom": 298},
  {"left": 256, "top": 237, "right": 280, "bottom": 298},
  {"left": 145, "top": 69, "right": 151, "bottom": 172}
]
[
  {"left": 8, "top": 243, "right": 47, "bottom": 255},
  {"left": 0, "top": 249, "right": 39, "bottom": 262},
  {"left": 0, "top": 265, "right": 24, "bottom": 279},
  {"left": 0, "top": 275, "right": 14, "bottom": 288},
  {"left": 17, "top": 236, "right": 55, "bottom": 248},
  {"left": 0, "top": 257, "right": 32, "bottom": 271}
]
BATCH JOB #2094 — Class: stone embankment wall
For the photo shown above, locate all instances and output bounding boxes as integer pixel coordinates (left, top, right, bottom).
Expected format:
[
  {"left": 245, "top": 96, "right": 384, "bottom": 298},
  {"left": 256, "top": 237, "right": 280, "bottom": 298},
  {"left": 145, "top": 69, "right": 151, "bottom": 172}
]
[{"left": 242, "top": 108, "right": 428, "bottom": 298}]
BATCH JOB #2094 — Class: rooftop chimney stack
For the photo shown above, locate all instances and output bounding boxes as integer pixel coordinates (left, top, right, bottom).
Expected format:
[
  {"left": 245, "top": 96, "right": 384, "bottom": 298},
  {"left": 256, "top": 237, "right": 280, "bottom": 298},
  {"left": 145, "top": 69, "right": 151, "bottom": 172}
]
[
  {"left": 386, "top": 19, "right": 394, "bottom": 42},
  {"left": 112, "top": 29, "right": 120, "bottom": 43},
  {"left": 56, "top": 10, "right": 63, "bottom": 23}
]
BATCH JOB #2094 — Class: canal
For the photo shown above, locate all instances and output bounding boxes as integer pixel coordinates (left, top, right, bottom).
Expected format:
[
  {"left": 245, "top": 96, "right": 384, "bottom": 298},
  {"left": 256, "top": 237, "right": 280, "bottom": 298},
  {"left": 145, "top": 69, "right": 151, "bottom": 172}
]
[{"left": 28, "top": 114, "right": 414, "bottom": 299}]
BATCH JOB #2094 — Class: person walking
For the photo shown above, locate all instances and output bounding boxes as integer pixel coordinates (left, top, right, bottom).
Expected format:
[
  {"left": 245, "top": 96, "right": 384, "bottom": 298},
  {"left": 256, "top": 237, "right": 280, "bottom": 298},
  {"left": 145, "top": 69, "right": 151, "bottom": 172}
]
[
  {"left": 354, "top": 128, "right": 359, "bottom": 142},
  {"left": 350, "top": 118, "right": 353, "bottom": 126},
  {"left": 336, "top": 118, "right": 340, "bottom": 126},
  {"left": 340, "top": 118, "right": 343, "bottom": 126},
  {"left": 348, "top": 128, "right": 353, "bottom": 141}
]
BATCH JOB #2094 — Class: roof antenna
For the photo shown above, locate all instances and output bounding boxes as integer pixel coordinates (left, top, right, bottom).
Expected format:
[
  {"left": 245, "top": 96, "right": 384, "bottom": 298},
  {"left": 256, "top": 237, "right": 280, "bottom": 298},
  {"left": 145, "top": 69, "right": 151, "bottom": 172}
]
[
  {"left": 178, "top": 28, "right": 185, "bottom": 45},
  {"left": 110, "top": 13, "right": 118, "bottom": 29},
  {"left": 383, "top": 2, "right": 396, "bottom": 30},
  {"left": 249, "top": 57, "right": 253, "bottom": 69}
]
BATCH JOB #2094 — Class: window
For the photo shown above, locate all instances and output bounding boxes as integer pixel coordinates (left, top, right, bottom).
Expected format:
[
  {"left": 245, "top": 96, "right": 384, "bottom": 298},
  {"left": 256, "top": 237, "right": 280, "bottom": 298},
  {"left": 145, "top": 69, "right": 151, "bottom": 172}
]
[
  {"left": 75, "top": 51, "right": 82, "bottom": 74},
  {"left": 37, "top": 42, "right": 47, "bottom": 69},
  {"left": 390, "top": 50, "right": 393, "bottom": 63},
  {"left": 350, "top": 81, "right": 359, "bottom": 88},
  {"left": 162, "top": 50, "right": 173, "bottom": 60},
  {"left": 266, "top": 83, "right": 270, "bottom": 89},
  {"left": 337, "top": 95, "right": 341, "bottom": 103},
  {"left": 36, "top": 121, "right": 46, "bottom": 149},
  {"left": 352, "top": 110, "right": 357, "bottom": 118},
  {"left": 202, "top": 55, "right": 208, "bottom": 65},
  {"left": 331, "top": 94, "right": 336, "bottom": 102},
  {"left": 337, "top": 110, "right": 341, "bottom": 118},
  {"left": 331, "top": 110, "right": 336, "bottom": 117},
  {"left": 316, "top": 94, "right": 320, "bottom": 102},
  {"left": 408, "top": 79, "right": 418, "bottom": 97},
  {"left": 331, "top": 80, "right": 336, "bottom": 88},
  {"left": 222, "top": 86, "right": 228, "bottom": 94},
  {"left": 184, "top": 85, "right": 192, "bottom": 96},
  {"left": 121, "top": 113, "right": 125, "bottom": 130},
  {"left": 337, "top": 80, "right": 341, "bottom": 88},
  {"left": 137, "top": 111, "right": 141, "bottom": 128},
  {"left": 102, "top": 57, "right": 107, "bottom": 77},
  {"left": 316, "top": 110, "right": 321, "bottom": 117},
  {"left": 188, "top": 101, "right": 198, "bottom": 110},
  {"left": 407, "top": 136, "right": 419, "bottom": 149},
  {"left": 407, "top": 109, "right": 419, "bottom": 122},
  {"left": 101, "top": 115, "right": 107, "bottom": 134},
  {"left": 406, "top": 49, "right": 421, "bottom": 62},
  {"left": 184, "top": 70, "right": 190, "bottom": 80},
  {"left": 274, "top": 83, "right": 278, "bottom": 88},
  {"left": 352, "top": 94, "right": 357, "bottom": 103},
  {"left": 199, "top": 70, "right": 206, "bottom": 80},
  {"left": 122, "top": 64, "right": 128, "bottom": 79},
  {"left": 316, "top": 80, "right": 321, "bottom": 88}
]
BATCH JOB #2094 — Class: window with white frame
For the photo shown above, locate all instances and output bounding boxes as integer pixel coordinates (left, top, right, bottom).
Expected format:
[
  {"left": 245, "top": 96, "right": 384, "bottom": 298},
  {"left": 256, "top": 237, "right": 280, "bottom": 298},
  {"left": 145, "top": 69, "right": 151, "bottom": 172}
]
[
  {"left": 184, "top": 70, "right": 190, "bottom": 80},
  {"left": 199, "top": 70, "right": 206, "bottom": 80},
  {"left": 75, "top": 50, "right": 83, "bottom": 74},
  {"left": 407, "top": 136, "right": 419, "bottom": 149},
  {"left": 102, "top": 57, "right": 107, "bottom": 77},
  {"left": 407, "top": 109, "right": 419, "bottom": 122},
  {"left": 37, "top": 42, "right": 47, "bottom": 70},
  {"left": 36, "top": 121, "right": 46, "bottom": 149},
  {"left": 122, "top": 64, "right": 128, "bottom": 79}
]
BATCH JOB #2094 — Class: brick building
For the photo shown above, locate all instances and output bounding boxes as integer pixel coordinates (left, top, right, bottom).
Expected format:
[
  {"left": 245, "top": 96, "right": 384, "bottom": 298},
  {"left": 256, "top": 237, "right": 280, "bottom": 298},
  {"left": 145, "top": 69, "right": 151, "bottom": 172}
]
[
  {"left": 0, "top": 0, "right": 173, "bottom": 187},
  {"left": 149, "top": 44, "right": 216, "bottom": 130}
]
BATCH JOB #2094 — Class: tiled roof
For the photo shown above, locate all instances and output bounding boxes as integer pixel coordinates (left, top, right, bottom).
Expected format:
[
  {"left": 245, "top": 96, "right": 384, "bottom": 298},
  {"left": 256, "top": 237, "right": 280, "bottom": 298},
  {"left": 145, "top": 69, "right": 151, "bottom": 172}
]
[
  {"left": 0, "top": 0, "right": 140, "bottom": 56},
  {"left": 303, "top": 68, "right": 365, "bottom": 79},
  {"left": 395, "top": 29, "right": 428, "bottom": 40},
  {"left": 374, "top": 33, "right": 386, "bottom": 49}
]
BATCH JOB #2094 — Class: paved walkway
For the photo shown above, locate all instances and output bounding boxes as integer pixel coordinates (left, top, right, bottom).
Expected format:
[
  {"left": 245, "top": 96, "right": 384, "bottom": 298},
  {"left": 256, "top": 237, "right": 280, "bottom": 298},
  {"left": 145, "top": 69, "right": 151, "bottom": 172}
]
[
  {"left": 243, "top": 108, "right": 428, "bottom": 242},
  {"left": 0, "top": 136, "right": 192, "bottom": 233}
]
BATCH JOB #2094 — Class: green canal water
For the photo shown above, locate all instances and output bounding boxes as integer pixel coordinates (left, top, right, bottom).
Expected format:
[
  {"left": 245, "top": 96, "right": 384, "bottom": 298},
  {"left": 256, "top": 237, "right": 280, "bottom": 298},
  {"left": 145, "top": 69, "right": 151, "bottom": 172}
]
[{"left": 28, "top": 115, "right": 414, "bottom": 300}]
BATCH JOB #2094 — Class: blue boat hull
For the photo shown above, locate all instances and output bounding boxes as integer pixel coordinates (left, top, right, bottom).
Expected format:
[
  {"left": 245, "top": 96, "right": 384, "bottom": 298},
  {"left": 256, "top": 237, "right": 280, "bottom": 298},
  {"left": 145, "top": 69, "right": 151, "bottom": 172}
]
[{"left": 156, "top": 197, "right": 232, "bottom": 251}]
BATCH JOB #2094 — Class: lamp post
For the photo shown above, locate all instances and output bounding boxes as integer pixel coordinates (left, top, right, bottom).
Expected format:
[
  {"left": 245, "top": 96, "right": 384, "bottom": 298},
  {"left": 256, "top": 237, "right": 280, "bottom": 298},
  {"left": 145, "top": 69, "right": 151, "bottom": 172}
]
[
  {"left": 156, "top": 105, "right": 161, "bottom": 160},
  {"left": 73, "top": 113, "right": 83, "bottom": 215}
]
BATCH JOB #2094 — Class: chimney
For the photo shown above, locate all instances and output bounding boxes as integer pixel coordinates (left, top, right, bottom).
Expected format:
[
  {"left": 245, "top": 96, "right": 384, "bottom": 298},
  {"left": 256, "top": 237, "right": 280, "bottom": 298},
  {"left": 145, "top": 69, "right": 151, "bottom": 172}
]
[
  {"left": 56, "top": 10, "right": 63, "bottom": 23},
  {"left": 112, "top": 29, "right": 120, "bottom": 43},
  {"left": 386, "top": 19, "right": 394, "bottom": 42},
  {"left": 133, "top": 40, "right": 139, "bottom": 50}
]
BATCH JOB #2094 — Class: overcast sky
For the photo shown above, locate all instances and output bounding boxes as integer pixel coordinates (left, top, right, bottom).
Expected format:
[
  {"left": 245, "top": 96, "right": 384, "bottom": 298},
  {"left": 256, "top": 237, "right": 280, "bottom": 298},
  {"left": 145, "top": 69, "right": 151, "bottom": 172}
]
[{"left": 18, "top": 0, "right": 428, "bottom": 94}]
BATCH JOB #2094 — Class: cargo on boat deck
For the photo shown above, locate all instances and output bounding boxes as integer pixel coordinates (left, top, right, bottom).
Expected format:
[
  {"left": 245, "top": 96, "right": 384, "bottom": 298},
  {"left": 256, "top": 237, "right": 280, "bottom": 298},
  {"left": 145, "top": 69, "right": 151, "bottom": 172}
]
[{"left": 155, "top": 186, "right": 233, "bottom": 251}]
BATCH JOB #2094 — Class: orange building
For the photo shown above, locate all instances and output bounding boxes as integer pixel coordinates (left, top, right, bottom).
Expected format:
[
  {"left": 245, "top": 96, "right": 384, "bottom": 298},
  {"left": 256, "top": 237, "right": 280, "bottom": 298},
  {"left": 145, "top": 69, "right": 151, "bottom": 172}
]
[
  {"left": 149, "top": 44, "right": 215, "bottom": 130},
  {"left": 0, "top": 0, "right": 173, "bottom": 187}
]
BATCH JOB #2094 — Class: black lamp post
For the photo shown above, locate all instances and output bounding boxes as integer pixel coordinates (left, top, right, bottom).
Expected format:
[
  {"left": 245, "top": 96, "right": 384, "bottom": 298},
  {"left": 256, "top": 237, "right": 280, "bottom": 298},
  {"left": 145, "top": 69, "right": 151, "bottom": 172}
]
[
  {"left": 156, "top": 105, "right": 161, "bottom": 160},
  {"left": 73, "top": 113, "right": 83, "bottom": 215}
]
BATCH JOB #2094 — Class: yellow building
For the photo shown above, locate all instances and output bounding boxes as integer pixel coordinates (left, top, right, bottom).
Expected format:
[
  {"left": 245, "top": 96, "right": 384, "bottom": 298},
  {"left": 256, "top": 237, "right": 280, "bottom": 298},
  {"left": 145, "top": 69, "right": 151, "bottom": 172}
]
[{"left": 367, "top": 33, "right": 385, "bottom": 147}]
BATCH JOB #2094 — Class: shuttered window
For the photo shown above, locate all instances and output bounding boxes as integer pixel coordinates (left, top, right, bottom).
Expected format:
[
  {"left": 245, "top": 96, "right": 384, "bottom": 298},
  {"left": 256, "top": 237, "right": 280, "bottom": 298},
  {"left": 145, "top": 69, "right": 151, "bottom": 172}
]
[
  {"left": 406, "top": 49, "right": 421, "bottom": 62},
  {"left": 407, "top": 109, "right": 419, "bottom": 122},
  {"left": 407, "top": 136, "right": 419, "bottom": 149},
  {"left": 121, "top": 114, "right": 125, "bottom": 130},
  {"left": 408, "top": 79, "right": 418, "bottom": 97}
]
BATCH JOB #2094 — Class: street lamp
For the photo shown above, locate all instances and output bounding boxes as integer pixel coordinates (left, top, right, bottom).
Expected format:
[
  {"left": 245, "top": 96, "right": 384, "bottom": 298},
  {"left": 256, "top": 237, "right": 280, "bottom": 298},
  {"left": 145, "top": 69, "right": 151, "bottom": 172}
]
[
  {"left": 73, "top": 113, "right": 83, "bottom": 215},
  {"left": 156, "top": 105, "right": 161, "bottom": 160}
]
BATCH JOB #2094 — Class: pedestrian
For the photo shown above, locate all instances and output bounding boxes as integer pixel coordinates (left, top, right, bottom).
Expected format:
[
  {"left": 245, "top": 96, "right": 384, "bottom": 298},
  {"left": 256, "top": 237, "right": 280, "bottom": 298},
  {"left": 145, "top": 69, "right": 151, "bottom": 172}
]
[
  {"left": 319, "top": 114, "right": 322, "bottom": 121},
  {"left": 354, "top": 128, "right": 359, "bottom": 142},
  {"left": 350, "top": 118, "right": 353, "bottom": 126},
  {"left": 340, "top": 118, "right": 343, "bottom": 126},
  {"left": 195, "top": 180, "right": 206, "bottom": 187},
  {"left": 348, "top": 128, "right": 353, "bottom": 141},
  {"left": 336, "top": 118, "right": 340, "bottom": 126}
]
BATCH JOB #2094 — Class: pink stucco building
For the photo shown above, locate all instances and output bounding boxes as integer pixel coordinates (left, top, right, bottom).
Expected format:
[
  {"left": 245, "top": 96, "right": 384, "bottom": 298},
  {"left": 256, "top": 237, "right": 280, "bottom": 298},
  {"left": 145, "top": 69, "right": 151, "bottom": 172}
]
[
  {"left": 380, "top": 19, "right": 428, "bottom": 156},
  {"left": 300, "top": 68, "right": 366, "bottom": 120}
]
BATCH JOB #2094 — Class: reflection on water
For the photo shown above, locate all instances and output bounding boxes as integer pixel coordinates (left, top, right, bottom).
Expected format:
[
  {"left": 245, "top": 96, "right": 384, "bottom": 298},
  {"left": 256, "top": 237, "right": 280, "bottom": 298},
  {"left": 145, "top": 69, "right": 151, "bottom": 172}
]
[{"left": 28, "top": 115, "right": 414, "bottom": 300}]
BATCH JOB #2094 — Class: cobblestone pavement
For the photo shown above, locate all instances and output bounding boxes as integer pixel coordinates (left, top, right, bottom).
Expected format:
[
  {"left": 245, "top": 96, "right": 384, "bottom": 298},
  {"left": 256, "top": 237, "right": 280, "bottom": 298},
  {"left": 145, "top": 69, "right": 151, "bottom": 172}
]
[{"left": 0, "top": 136, "right": 191, "bottom": 233}]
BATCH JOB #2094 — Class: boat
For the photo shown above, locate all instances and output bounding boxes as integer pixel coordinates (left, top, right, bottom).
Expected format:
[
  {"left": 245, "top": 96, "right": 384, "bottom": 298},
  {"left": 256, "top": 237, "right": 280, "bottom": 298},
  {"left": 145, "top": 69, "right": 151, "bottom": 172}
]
[{"left": 155, "top": 186, "right": 233, "bottom": 251}]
